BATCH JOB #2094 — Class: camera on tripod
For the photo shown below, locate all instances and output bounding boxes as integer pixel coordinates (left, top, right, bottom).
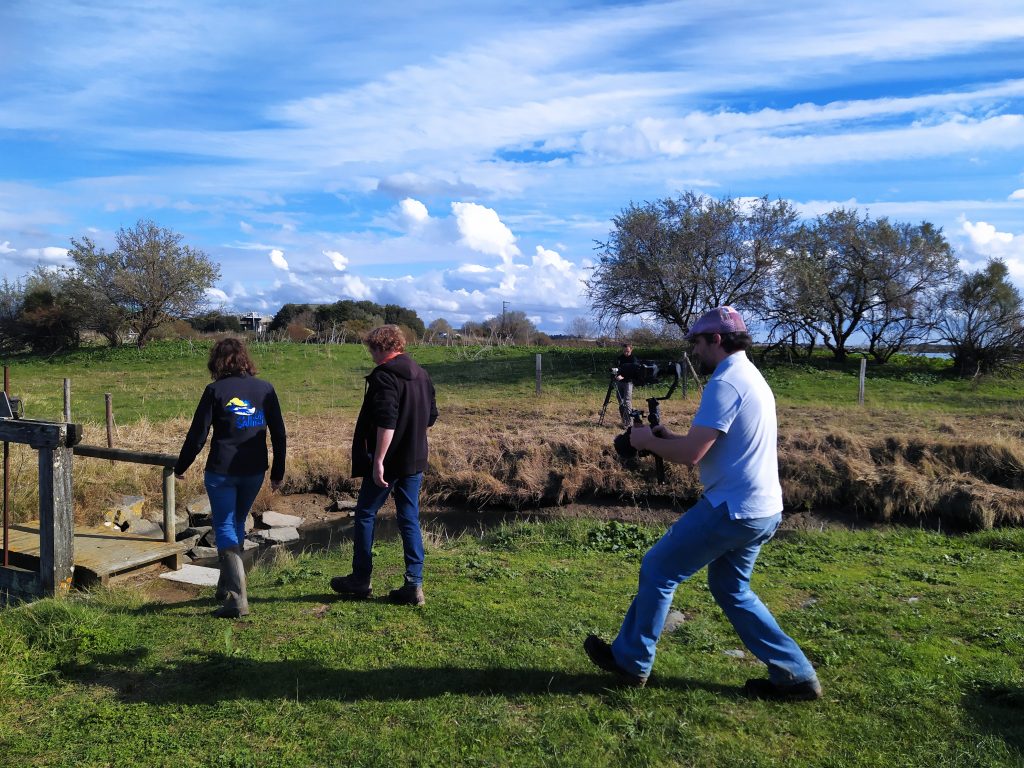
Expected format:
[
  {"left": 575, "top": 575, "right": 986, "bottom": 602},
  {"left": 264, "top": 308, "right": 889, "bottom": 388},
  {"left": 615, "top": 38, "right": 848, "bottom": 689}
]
[{"left": 600, "top": 361, "right": 683, "bottom": 485}]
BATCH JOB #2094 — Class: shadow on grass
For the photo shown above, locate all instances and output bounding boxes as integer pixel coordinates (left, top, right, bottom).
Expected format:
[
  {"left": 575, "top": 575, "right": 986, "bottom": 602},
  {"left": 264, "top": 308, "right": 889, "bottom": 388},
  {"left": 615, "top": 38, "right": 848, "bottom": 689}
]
[
  {"left": 62, "top": 649, "right": 739, "bottom": 704},
  {"left": 962, "top": 682, "right": 1024, "bottom": 754}
]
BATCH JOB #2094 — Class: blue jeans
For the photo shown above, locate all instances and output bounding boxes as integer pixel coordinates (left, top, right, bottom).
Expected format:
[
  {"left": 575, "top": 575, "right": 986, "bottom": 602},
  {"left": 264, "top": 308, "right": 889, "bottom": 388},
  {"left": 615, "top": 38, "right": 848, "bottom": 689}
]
[
  {"left": 204, "top": 471, "right": 265, "bottom": 549},
  {"left": 611, "top": 496, "right": 818, "bottom": 685},
  {"left": 351, "top": 472, "right": 424, "bottom": 586}
]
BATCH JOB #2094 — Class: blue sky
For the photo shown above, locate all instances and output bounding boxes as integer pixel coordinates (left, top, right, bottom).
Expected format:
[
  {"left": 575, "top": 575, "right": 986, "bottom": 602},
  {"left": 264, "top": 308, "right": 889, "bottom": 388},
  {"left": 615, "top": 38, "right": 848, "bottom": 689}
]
[{"left": 2, "top": 1, "right": 1024, "bottom": 333}]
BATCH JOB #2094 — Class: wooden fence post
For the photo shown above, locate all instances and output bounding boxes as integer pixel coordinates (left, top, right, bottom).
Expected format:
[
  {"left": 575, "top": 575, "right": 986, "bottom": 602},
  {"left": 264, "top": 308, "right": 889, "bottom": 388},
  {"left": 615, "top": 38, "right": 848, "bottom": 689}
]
[
  {"left": 858, "top": 357, "right": 867, "bottom": 405},
  {"left": 535, "top": 353, "right": 542, "bottom": 395},
  {"left": 37, "top": 434, "right": 74, "bottom": 597},
  {"left": 162, "top": 467, "right": 176, "bottom": 545},
  {"left": 63, "top": 378, "right": 71, "bottom": 422}
]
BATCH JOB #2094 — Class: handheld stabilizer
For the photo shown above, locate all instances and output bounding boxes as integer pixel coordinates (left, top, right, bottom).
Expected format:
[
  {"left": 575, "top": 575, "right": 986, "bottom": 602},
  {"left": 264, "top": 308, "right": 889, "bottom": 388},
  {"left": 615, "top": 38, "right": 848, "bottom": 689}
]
[{"left": 613, "top": 396, "right": 667, "bottom": 484}]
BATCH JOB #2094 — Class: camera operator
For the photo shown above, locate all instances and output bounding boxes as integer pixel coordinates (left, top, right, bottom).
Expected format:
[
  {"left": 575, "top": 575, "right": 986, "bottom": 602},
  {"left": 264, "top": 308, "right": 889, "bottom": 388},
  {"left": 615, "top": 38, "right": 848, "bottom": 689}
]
[
  {"left": 584, "top": 306, "right": 822, "bottom": 701},
  {"left": 614, "top": 342, "right": 636, "bottom": 428}
]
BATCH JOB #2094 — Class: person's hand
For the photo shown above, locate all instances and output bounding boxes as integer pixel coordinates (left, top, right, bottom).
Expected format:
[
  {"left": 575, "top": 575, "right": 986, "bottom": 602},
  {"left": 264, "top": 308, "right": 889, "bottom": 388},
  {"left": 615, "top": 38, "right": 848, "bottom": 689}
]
[
  {"left": 615, "top": 374, "right": 624, "bottom": 381},
  {"left": 629, "top": 425, "right": 654, "bottom": 451},
  {"left": 373, "top": 460, "right": 389, "bottom": 489},
  {"left": 651, "top": 425, "right": 675, "bottom": 439}
]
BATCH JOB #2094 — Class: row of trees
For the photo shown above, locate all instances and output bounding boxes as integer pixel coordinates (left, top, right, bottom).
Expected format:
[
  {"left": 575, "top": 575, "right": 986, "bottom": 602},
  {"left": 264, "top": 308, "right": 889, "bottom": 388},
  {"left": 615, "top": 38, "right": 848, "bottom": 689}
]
[
  {"left": 587, "top": 192, "right": 1024, "bottom": 375},
  {"left": 1, "top": 220, "right": 219, "bottom": 355}
]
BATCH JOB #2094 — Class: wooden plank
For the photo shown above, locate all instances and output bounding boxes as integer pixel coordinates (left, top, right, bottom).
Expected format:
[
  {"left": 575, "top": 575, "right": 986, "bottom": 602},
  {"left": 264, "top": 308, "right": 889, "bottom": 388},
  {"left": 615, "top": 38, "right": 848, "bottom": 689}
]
[
  {"left": 73, "top": 444, "right": 177, "bottom": 467},
  {"left": 9, "top": 521, "right": 183, "bottom": 584},
  {"left": 0, "top": 419, "right": 68, "bottom": 449}
]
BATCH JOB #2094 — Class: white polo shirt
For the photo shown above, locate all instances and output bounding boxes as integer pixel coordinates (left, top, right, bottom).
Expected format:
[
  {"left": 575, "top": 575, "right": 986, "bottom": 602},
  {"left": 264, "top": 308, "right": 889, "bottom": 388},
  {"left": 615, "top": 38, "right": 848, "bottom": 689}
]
[{"left": 691, "top": 351, "right": 784, "bottom": 519}]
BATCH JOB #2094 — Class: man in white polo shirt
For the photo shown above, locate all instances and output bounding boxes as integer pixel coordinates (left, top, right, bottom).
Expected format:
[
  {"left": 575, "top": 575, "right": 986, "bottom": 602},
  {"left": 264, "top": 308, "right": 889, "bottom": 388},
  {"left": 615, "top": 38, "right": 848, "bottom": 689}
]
[{"left": 584, "top": 306, "right": 821, "bottom": 701}]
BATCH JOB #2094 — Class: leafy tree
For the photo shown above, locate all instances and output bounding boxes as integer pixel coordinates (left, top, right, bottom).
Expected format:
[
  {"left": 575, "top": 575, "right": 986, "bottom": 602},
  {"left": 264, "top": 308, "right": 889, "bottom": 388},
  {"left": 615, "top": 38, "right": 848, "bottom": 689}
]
[
  {"left": 0, "top": 269, "right": 83, "bottom": 355},
  {"left": 587, "top": 192, "right": 798, "bottom": 335},
  {"left": 937, "top": 259, "right": 1024, "bottom": 376},
  {"left": 189, "top": 310, "right": 242, "bottom": 333},
  {"left": 269, "top": 303, "right": 314, "bottom": 332},
  {"left": 69, "top": 220, "right": 220, "bottom": 348}
]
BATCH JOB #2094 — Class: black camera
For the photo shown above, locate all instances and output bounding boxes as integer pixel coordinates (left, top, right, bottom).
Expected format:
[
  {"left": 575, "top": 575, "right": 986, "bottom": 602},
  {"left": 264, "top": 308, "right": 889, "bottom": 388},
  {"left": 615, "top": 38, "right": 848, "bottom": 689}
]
[{"left": 613, "top": 397, "right": 666, "bottom": 482}]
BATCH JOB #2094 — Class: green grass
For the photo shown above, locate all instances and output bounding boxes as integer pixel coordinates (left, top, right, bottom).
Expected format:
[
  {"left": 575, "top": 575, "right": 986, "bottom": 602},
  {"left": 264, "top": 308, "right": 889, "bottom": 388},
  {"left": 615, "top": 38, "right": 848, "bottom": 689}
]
[
  {"left": 2, "top": 520, "right": 1024, "bottom": 767},
  {"left": 2, "top": 340, "right": 1021, "bottom": 425}
]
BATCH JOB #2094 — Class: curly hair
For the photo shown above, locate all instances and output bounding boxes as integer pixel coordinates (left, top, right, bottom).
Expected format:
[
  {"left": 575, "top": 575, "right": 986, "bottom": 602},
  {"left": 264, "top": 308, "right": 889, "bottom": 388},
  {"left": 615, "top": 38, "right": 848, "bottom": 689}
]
[
  {"left": 364, "top": 325, "right": 406, "bottom": 354},
  {"left": 207, "top": 337, "right": 258, "bottom": 380}
]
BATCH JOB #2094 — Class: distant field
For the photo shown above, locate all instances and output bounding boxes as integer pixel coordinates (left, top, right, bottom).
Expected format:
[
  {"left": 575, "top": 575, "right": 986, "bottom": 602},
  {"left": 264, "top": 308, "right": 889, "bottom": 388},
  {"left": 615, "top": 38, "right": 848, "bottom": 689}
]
[{"left": 2, "top": 340, "right": 1020, "bottom": 425}]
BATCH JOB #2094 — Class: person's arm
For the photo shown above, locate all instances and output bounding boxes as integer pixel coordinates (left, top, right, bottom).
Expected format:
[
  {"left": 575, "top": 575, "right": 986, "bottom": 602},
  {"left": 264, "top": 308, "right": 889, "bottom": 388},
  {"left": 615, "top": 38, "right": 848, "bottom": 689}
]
[
  {"left": 372, "top": 427, "right": 395, "bottom": 488},
  {"left": 428, "top": 379, "right": 438, "bottom": 428},
  {"left": 629, "top": 424, "right": 720, "bottom": 466},
  {"left": 266, "top": 387, "right": 287, "bottom": 490},
  {"left": 174, "top": 386, "right": 215, "bottom": 478}
]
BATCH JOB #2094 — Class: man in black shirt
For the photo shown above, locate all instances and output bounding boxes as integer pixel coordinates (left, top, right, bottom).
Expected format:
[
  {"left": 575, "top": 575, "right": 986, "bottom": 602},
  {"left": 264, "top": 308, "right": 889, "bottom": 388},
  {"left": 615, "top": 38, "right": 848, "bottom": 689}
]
[
  {"left": 330, "top": 325, "right": 438, "bottom": 606},
  {"left": 614, "top": 342, "right": 636, "bottom": 428}
]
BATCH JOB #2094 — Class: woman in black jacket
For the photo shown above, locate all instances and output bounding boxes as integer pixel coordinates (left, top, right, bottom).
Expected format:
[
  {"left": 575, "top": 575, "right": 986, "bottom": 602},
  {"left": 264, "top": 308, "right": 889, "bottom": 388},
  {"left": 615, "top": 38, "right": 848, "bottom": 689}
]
[{"left": 175, "top": 338, "right": 286, "bottom": 618}]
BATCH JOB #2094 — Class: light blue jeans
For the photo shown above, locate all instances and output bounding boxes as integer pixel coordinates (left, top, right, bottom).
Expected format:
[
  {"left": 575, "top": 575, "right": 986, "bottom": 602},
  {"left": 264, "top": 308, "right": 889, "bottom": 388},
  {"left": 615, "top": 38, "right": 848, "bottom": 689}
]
[
  {"left": 204, "top": 471, "right": 265, "bottom": 549},
  {"left": 611, "top": 496, "right": 818, "bottom": 684}
]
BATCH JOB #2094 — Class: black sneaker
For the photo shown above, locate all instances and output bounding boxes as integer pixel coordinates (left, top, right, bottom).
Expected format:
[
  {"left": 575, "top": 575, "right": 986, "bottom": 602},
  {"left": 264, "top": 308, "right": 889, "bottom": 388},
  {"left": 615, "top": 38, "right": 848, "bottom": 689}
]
[
  {"left": 583, "top": 634, "right": 647, "bottom": 688},
  {"left": 743, "top": 677, "right": 822, "bottom": 701},
  {"left": 388, "top": 583, "right": 425, "bottom": 606},
  {"left": 330, "top": 574, "right": 372, "bottom": 599}
]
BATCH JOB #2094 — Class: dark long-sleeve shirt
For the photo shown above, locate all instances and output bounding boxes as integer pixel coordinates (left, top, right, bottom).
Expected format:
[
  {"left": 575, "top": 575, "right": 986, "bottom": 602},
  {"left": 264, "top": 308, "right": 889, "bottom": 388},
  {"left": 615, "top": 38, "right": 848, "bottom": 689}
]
[
  {"left": 351, "top": 353, "right": 438, "bottom": 479},
  {"left": 175, "top": 374, "right": 286, "bottom": 482}
]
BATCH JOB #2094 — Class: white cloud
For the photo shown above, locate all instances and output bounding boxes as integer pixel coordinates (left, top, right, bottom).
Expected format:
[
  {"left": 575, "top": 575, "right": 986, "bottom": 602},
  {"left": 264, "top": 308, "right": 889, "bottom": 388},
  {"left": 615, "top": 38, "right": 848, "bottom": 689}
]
[
  {"left": 239, "top": 221, "right": 253, "bottom": 233},
  {"left": 1010, "top": 189, "right": 1024, "bottom": 200},
  {"left": 963, "top": 220, "right": 1014, "bottom": 247},
  {"left": 22, "top": 246, "right": 70, "bottom": 264},
  {"left": 324, "top": 250, "right": 348, "bottom": 271},
  {"left": 206, "top": 287, "right": 230, "bottom": 304},
  {"left": 0, "top": 241, "right": 14, "bottom": 254},
  {"left": 399, "top": 198, "right": 430, "bottom": 229},
  {"left": 269, "top": 249, "right": 289, "bottom": 271},
  {"left": 452, "top": 202, "right": 521, "bottom": 262}
]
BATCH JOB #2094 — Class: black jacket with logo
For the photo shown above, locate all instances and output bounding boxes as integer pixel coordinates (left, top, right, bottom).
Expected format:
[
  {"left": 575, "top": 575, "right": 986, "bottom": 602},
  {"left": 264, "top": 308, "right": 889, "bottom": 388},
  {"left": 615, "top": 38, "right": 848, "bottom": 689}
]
[
  {"left": 175, "top": 374, "right": 287, "bottom": 483},
  {"left": 351, "top": 353, "right": 438, "bottom": 479}
]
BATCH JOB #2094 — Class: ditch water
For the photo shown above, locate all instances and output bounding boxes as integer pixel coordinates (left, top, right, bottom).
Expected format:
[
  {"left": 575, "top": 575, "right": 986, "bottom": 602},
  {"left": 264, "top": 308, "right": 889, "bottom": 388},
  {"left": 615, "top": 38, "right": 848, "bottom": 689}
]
[{"left": 192, "top": 498, "right": 565, "bottom": 570}]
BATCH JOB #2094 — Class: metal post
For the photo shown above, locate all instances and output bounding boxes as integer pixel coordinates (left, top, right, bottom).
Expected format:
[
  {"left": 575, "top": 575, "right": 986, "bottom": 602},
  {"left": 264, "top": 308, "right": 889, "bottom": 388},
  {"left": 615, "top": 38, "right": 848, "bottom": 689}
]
[
  {"left": 105, "top": 393, "right": 114, "bottom": 448},
  {"left": 858, "top": 357, "right": 867, "bottom": 405},
  {"left": 162, "top": 467, "right": 175, "bottom": 544},
  {"left": 3, "top": 365, "right": 8, "bottom": 568}
]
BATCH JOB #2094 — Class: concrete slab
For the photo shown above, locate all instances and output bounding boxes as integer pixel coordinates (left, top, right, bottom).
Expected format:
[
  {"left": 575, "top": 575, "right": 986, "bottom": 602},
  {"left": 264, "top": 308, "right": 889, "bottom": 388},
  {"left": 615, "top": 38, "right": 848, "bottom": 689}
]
[{"left": 159, "top": 564, "right": 220, "bottom": 587}]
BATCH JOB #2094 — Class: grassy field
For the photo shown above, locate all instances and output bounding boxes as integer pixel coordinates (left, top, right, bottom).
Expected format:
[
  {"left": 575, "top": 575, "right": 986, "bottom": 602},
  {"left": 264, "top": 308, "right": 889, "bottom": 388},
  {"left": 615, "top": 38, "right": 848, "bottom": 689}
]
[
  {"left": 2, "top": 341, "right": 1023, "bottom": 529},
  {"left": 2, "top": 518, "right": 1024, "bottom": 767},
  {"left": 3, "top": 340, "right": 1021, "bottom": 425}
]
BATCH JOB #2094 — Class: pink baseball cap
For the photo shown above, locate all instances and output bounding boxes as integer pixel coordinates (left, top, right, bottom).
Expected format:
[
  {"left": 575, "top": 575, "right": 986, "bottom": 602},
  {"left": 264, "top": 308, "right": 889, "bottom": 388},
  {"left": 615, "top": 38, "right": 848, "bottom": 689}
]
[{"left": 686, "top": 306, "right": 748, "bottom": 339}]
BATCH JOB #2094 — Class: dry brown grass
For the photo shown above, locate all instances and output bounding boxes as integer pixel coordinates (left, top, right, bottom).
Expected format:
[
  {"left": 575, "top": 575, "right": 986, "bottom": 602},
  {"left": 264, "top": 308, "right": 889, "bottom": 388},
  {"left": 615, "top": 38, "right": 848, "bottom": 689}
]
[{"left": 3, "top": 401, "right": 1023, "bottom": 531}]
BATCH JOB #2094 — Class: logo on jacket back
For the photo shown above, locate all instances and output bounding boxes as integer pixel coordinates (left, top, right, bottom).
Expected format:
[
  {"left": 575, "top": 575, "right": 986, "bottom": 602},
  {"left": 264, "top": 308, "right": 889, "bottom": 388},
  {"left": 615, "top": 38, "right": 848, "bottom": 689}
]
[{"left": 226, "top": 397, "right": 265, "bottom": 428}]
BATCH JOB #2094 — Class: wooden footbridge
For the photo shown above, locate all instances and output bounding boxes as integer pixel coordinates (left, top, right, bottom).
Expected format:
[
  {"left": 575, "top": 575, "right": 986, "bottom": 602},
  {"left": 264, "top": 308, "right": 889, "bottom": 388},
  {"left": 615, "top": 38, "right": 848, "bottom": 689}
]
[{"left": 1, "top": 409, "right": 183, "bottom": 603}]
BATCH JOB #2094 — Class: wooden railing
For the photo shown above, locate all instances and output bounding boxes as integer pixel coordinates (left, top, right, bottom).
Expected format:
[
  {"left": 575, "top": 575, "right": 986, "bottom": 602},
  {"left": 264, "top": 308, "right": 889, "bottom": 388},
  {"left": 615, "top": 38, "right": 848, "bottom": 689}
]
[{"left": 71, "top": 445, "right": 177, "bottom": 545}]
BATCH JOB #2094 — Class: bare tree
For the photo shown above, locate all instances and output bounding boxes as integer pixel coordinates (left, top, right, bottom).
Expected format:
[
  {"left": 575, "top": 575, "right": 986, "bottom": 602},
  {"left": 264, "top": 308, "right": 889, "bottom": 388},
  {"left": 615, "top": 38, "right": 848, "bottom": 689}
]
[
  {"left": 587, "top": 192, "right": 798, "bottom": 336},
  {"left": 69, "top": 220, "right": 220, "bottom": 348}
]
